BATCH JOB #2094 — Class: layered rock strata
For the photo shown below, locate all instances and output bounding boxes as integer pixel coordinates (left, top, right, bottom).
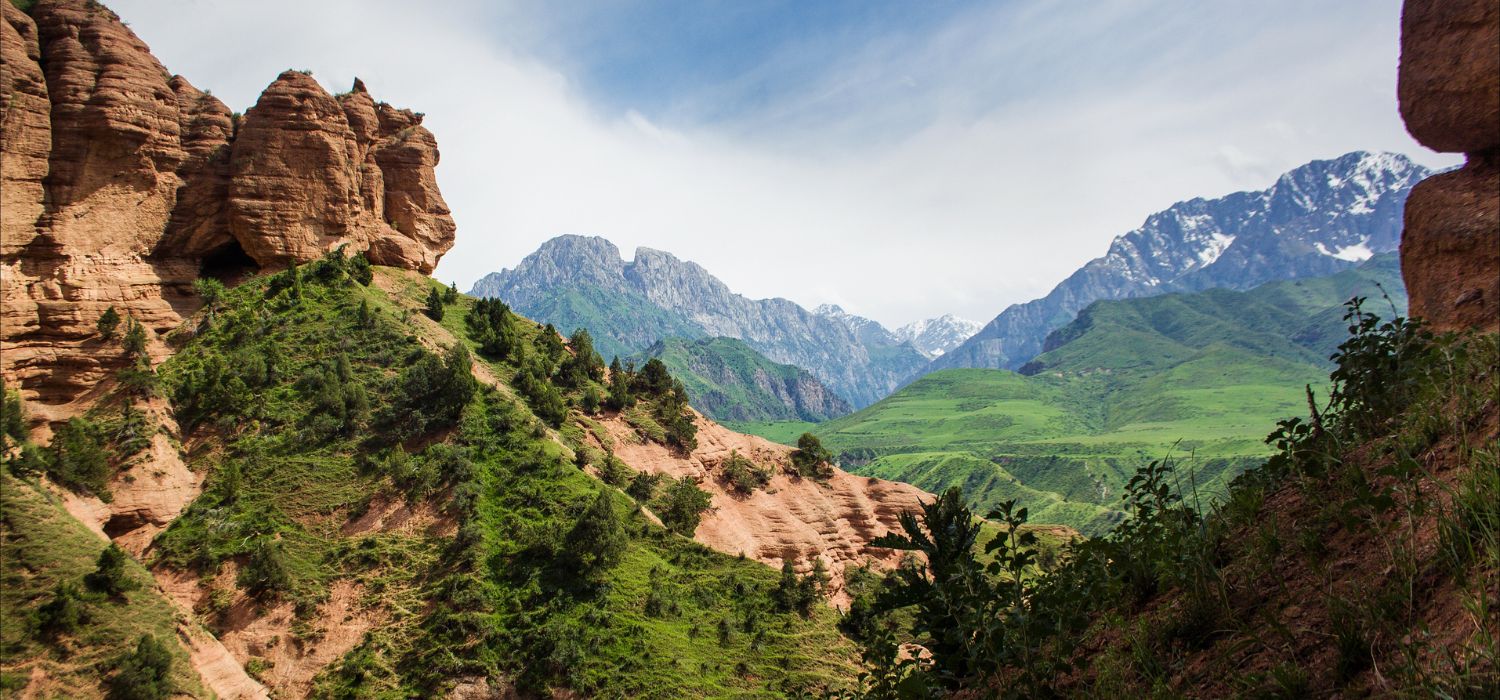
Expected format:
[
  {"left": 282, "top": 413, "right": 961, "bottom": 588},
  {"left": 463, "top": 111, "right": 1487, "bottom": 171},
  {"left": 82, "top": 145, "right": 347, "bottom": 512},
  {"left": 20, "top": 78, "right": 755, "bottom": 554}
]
[
  {"left": 0, "top": 0, "right": 455, "bottom": 419},
  {"left": 595, "top": 409, "right": 931, "bottom": 607},
  {"left": 1398, "top": 0, "right": 1500, "bottom": 332}
]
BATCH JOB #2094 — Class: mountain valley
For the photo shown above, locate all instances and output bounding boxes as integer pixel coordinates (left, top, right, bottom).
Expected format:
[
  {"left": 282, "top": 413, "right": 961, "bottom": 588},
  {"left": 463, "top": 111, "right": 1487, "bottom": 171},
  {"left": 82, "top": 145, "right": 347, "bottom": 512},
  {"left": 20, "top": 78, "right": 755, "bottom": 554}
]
[{"left": 2, "top": 0, "right": 1496, "bottom": 698}]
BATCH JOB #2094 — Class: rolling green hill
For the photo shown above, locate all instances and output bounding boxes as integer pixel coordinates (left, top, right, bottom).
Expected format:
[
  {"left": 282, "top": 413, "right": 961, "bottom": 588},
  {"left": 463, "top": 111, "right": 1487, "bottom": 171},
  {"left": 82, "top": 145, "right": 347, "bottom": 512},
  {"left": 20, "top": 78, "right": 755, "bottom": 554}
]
[
  {"left": 3, "top": 253, "right": 862, "bottom": 697},
  {"left": 637, "top": 337, "right": 852, "bottom": 423},
  {"left": 801, "top": 254, "right": 1407, "bottom": 534}
]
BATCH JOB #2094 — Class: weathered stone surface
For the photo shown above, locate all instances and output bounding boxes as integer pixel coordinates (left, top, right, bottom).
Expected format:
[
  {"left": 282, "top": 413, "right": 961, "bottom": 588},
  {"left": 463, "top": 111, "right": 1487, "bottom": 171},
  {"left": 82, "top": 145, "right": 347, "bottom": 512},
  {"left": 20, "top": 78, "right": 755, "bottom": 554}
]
[
  {"left": 1, "top": 1, "right": 454, "bottom": 417},
  {"left": 226, "top": 72, "right": 454, "bottom": 273},
  {"left": 227, "top": 70, "right": 365, "bottom": 266},
  {"left": 1398, "top": 0, "right": 1500, "bottom": 332},
  {"left": 1, "top": 3, "right": 50, "bottom": 257},
  {"left": 1401, "top": 155, "right": 1500, "bottom": 332},
  {"left": 3, "top": 0, "right": 197, "bottom": 414},
  {"left": 158, "top": 75, "right": 235, "bottom": 257},
  {"left": 1399, "top": 0, "right": 1500, "bottom": 154}
]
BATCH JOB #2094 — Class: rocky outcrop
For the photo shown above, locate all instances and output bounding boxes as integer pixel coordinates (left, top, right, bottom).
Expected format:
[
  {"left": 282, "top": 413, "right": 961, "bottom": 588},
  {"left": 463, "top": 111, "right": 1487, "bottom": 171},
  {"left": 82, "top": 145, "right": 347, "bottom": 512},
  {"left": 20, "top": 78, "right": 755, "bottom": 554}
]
[
  {"left": 227, "top": 72, "right": 454, "bottom": 272},
  {"left": 595, "top": 410, "right": 930, "bottom": 607},
  {"left": 934, "top": 151, "right": 1431, "bottom": 372},
  {"left": 1398, "top": 0, "right": 1499, "bottom": 332},
  {"left": 0, "top": 0, "right": 455, "bottom": 419}
]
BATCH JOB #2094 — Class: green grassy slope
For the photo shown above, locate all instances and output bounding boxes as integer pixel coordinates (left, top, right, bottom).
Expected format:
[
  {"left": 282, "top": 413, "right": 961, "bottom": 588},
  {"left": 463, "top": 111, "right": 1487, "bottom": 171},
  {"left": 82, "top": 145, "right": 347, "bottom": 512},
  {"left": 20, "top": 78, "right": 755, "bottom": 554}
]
[
  {"left": 638, "top": 337, "right": 852, "bottom": 423},
  {"left": 810, "top": 255, "right": 1406, "bottom": 534},
  {"left": 140, "top": 255, "right": 858, "bottom": 698},
  {"left": 1, "top": 474, "right": 206, "bottom": 697}
]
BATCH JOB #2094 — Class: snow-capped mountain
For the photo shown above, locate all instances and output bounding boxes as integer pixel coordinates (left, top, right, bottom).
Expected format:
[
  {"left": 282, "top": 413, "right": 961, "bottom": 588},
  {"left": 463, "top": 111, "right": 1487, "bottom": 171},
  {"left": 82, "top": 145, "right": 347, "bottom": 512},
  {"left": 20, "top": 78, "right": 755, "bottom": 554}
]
[
  {"left": 933, "top": 151, "right": 1431, "bottom": 372},
  {"left": 813, "top": 304, "right": 909, "bottom": 349},
  {"left": 895, "top": 315, "right": 984, "bottom": 358}
]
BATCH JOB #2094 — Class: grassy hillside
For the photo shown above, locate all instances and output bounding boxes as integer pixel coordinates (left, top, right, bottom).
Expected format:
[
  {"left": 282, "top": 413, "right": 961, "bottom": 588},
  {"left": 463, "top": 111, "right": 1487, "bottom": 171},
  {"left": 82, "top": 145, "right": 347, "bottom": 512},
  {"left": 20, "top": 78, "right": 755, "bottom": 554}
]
[
  {"left": 838, "top": 312, "right": 1498, "bottom": 697},
  {"left": 809, "top": 255, "right": 1406, "bottom": 534},
  {"left": 4, "top": 251, "right": 863, "bottom": 698},
  {"left": 0, "top": 474, "right": 205, "bottom": 697},
  {"left": 638, "top": 337, "right": 851, "bottom": 423}
]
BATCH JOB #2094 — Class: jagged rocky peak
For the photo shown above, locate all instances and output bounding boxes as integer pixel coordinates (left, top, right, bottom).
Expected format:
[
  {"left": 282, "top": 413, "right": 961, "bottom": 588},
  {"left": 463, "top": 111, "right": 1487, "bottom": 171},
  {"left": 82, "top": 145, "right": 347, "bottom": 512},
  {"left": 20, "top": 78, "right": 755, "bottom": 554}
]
[
  {"left": 931, "top": 150, "right": 1433, "bottom": 373},
  {"left": 895, "top": 314, "right": 983, "bottom": 358},
  {"left": 0, "top": 0, "right": 455, "bottom": 417},
  {"left": 1397, "top": 0, "right": 1498, "bottom": 332}
]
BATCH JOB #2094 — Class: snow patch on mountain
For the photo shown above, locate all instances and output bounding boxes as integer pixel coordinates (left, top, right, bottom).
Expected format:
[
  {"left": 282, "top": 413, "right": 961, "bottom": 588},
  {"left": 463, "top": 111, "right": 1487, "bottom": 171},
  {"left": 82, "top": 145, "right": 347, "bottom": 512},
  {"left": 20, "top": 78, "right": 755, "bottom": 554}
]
[
  {"left": 1317, "top": 237, "right": 1375, "bottom": 262},
  {"left": 896, "top": 314, "right": 984, "bottom": 358}
]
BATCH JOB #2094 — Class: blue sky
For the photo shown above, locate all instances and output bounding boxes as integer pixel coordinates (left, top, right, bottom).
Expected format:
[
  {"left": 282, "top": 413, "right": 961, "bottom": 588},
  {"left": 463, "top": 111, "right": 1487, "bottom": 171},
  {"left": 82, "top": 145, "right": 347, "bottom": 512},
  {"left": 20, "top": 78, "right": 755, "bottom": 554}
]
[{"left": 110, "top": 0, "right": 1458, "bottom": 327}]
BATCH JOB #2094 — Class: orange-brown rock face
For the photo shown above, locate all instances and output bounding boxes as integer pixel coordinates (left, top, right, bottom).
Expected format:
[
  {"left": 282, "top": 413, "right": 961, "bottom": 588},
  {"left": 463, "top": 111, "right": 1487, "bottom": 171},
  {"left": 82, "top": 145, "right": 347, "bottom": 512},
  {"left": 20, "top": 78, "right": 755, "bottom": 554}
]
[
  {"left": 1397, "top": 0, "right": 1500, "bottom": 333},
  {"left": 228, "top": 71, "right": 455, "bottom": 274},
  {"left": 0, "top": 0, "right": 454, "bottom": 420},
  {"left": 596, "top": 411, "right": 931, "bottom": 606},
  {"left": 1401, "top": 154, "right": 1499, "bottom": 331}
]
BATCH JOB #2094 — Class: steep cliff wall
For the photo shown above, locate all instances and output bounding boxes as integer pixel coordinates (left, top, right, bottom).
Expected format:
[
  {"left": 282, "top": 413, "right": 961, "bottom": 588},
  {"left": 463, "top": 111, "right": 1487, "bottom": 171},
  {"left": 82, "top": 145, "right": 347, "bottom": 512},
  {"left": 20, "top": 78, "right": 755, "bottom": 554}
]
[
  {"left": 0, "top": 0, "right": 455, "bottom": 422},
  {"left": 1398, "top": 0, "right": 1500, "bottom": 332}
]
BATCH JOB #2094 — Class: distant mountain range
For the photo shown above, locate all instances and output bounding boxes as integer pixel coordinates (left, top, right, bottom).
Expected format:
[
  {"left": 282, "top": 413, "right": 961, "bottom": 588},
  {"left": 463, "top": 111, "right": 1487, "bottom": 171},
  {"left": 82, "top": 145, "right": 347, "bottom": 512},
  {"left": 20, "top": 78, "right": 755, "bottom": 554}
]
[
  {"left": 932, "top": 151, "right": 1429, "bottom": 372},
  {"left": 472, "top": 152, "right": 1425, "bottom": 409},
  {"left": 808, "top": 253, "right": 1408, "bottom": 534},
  {"left": 469, "top": 235, "right": 929, "bottom": 408}
]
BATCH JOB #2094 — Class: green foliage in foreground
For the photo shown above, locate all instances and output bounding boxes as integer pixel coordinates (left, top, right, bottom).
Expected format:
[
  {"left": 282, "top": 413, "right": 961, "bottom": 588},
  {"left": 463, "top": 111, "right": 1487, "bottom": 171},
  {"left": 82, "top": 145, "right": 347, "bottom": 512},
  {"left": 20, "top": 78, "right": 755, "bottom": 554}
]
[
  {"left": 811, "top": 256, "right": 1408, "bottom": 534},
  {"left": 146, "top": 257, "right": 857, "bottom": 698},
  {"left": 837, "top": 302, "right": 1498, "bottom": 698},
  {"left": 0, "top": 473, "right": 205, "bottom": 697}
]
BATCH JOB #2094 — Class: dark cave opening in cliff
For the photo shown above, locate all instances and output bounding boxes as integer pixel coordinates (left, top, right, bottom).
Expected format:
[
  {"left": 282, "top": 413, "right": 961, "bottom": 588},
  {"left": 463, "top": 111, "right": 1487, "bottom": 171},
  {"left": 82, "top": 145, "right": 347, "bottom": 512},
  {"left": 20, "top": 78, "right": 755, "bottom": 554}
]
[{"left": 199, "top": 238, "right": 260, "bottom": 286}]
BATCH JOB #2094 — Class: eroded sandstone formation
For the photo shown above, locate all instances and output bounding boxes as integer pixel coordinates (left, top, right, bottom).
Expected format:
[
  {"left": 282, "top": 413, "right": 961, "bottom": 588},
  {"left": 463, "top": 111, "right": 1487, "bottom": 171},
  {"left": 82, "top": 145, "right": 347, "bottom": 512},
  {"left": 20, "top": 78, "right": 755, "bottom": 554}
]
[
  {"left": 0, "top": 0, "right": 454, "bottom": 417},
  {"left": 594, "top": 410, "right": 932, "bottom": 607},
  {"left": 1398, "top": 0, "right": 1500, "bottom": 332}
]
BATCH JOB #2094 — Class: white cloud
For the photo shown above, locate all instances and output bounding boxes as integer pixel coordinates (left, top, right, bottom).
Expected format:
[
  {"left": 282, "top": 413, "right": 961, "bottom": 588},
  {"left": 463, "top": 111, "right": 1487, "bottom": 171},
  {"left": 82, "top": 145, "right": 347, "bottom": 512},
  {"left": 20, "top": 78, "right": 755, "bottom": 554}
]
[{"left": 108, "top": 0, "right": 1459, "bottom": 328}]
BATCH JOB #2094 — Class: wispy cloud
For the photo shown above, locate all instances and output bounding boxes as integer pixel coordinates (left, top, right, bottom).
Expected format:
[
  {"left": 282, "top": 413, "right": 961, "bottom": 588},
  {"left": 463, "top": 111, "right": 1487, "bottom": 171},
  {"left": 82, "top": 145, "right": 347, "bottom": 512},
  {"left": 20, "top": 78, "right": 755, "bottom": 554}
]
[{"left": 109, "top": 0, "right": 1457, "bottom": 327}]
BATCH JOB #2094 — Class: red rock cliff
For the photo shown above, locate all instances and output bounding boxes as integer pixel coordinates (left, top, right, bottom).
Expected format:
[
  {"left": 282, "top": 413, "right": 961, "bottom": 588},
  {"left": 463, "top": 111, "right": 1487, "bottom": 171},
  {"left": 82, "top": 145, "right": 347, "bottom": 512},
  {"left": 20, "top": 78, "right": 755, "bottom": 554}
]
[
  {"left": 1, "top": 0, "right": 455, "bottom": 419},
  {"left": 1398, "top": 0, "right": 1500, "bottom": 332}
]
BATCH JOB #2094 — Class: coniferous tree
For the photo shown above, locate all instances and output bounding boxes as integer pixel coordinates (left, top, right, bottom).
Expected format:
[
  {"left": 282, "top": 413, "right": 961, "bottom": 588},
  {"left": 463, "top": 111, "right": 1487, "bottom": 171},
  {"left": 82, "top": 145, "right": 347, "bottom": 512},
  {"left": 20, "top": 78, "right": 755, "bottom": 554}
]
[
  {"left": 348, "top": 251, "right": 373, "bottom": 285},
  {"left": 658, "top": 478, "right": 713, "bottom": 536},
  {"left": 444, "top": 282, "right": 458, "bottom": 304},
  {"left": 289, "top": 261, "right": 304, "bottom": 302},
  {"left": 193, "top": 278, "right": 225, "bottom": 311},
  {"left": 97, "top": 306, "right": 121, "bottom": 340},
  {"left": 425, "top": 287, "right": 445, "bottom": 321},
  {"left": 566, "top": 490, "right": 628, "bottom": 578},
  {"left": 1, "top": 378, "right": 25, "bottom": 445},
  {"left": 626, "top": 471, "right": 660, "bottom": 503},
  {"left": 48, "top": 417, "right": 111, "bottom": 497},
  {"left": 792, "top": 433, "right": 835, "bottom": 480},
  {"left": 36, "top": 581, "right": 85, "bottom": 638},
  {"left": 121, "top": 317, "right": 148, "bottom": 358},
  {"left": 356, "top": 299, "right": 375, "bottom": 328},
  {"left": 606, "top": 357, "right": 634, "bottom": 411},
  {"left": 106, "top": 634, "right": 174, "bottom": 700},
  {"left": 85, "top": 544, "right": 138, "bottom": 597}
]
